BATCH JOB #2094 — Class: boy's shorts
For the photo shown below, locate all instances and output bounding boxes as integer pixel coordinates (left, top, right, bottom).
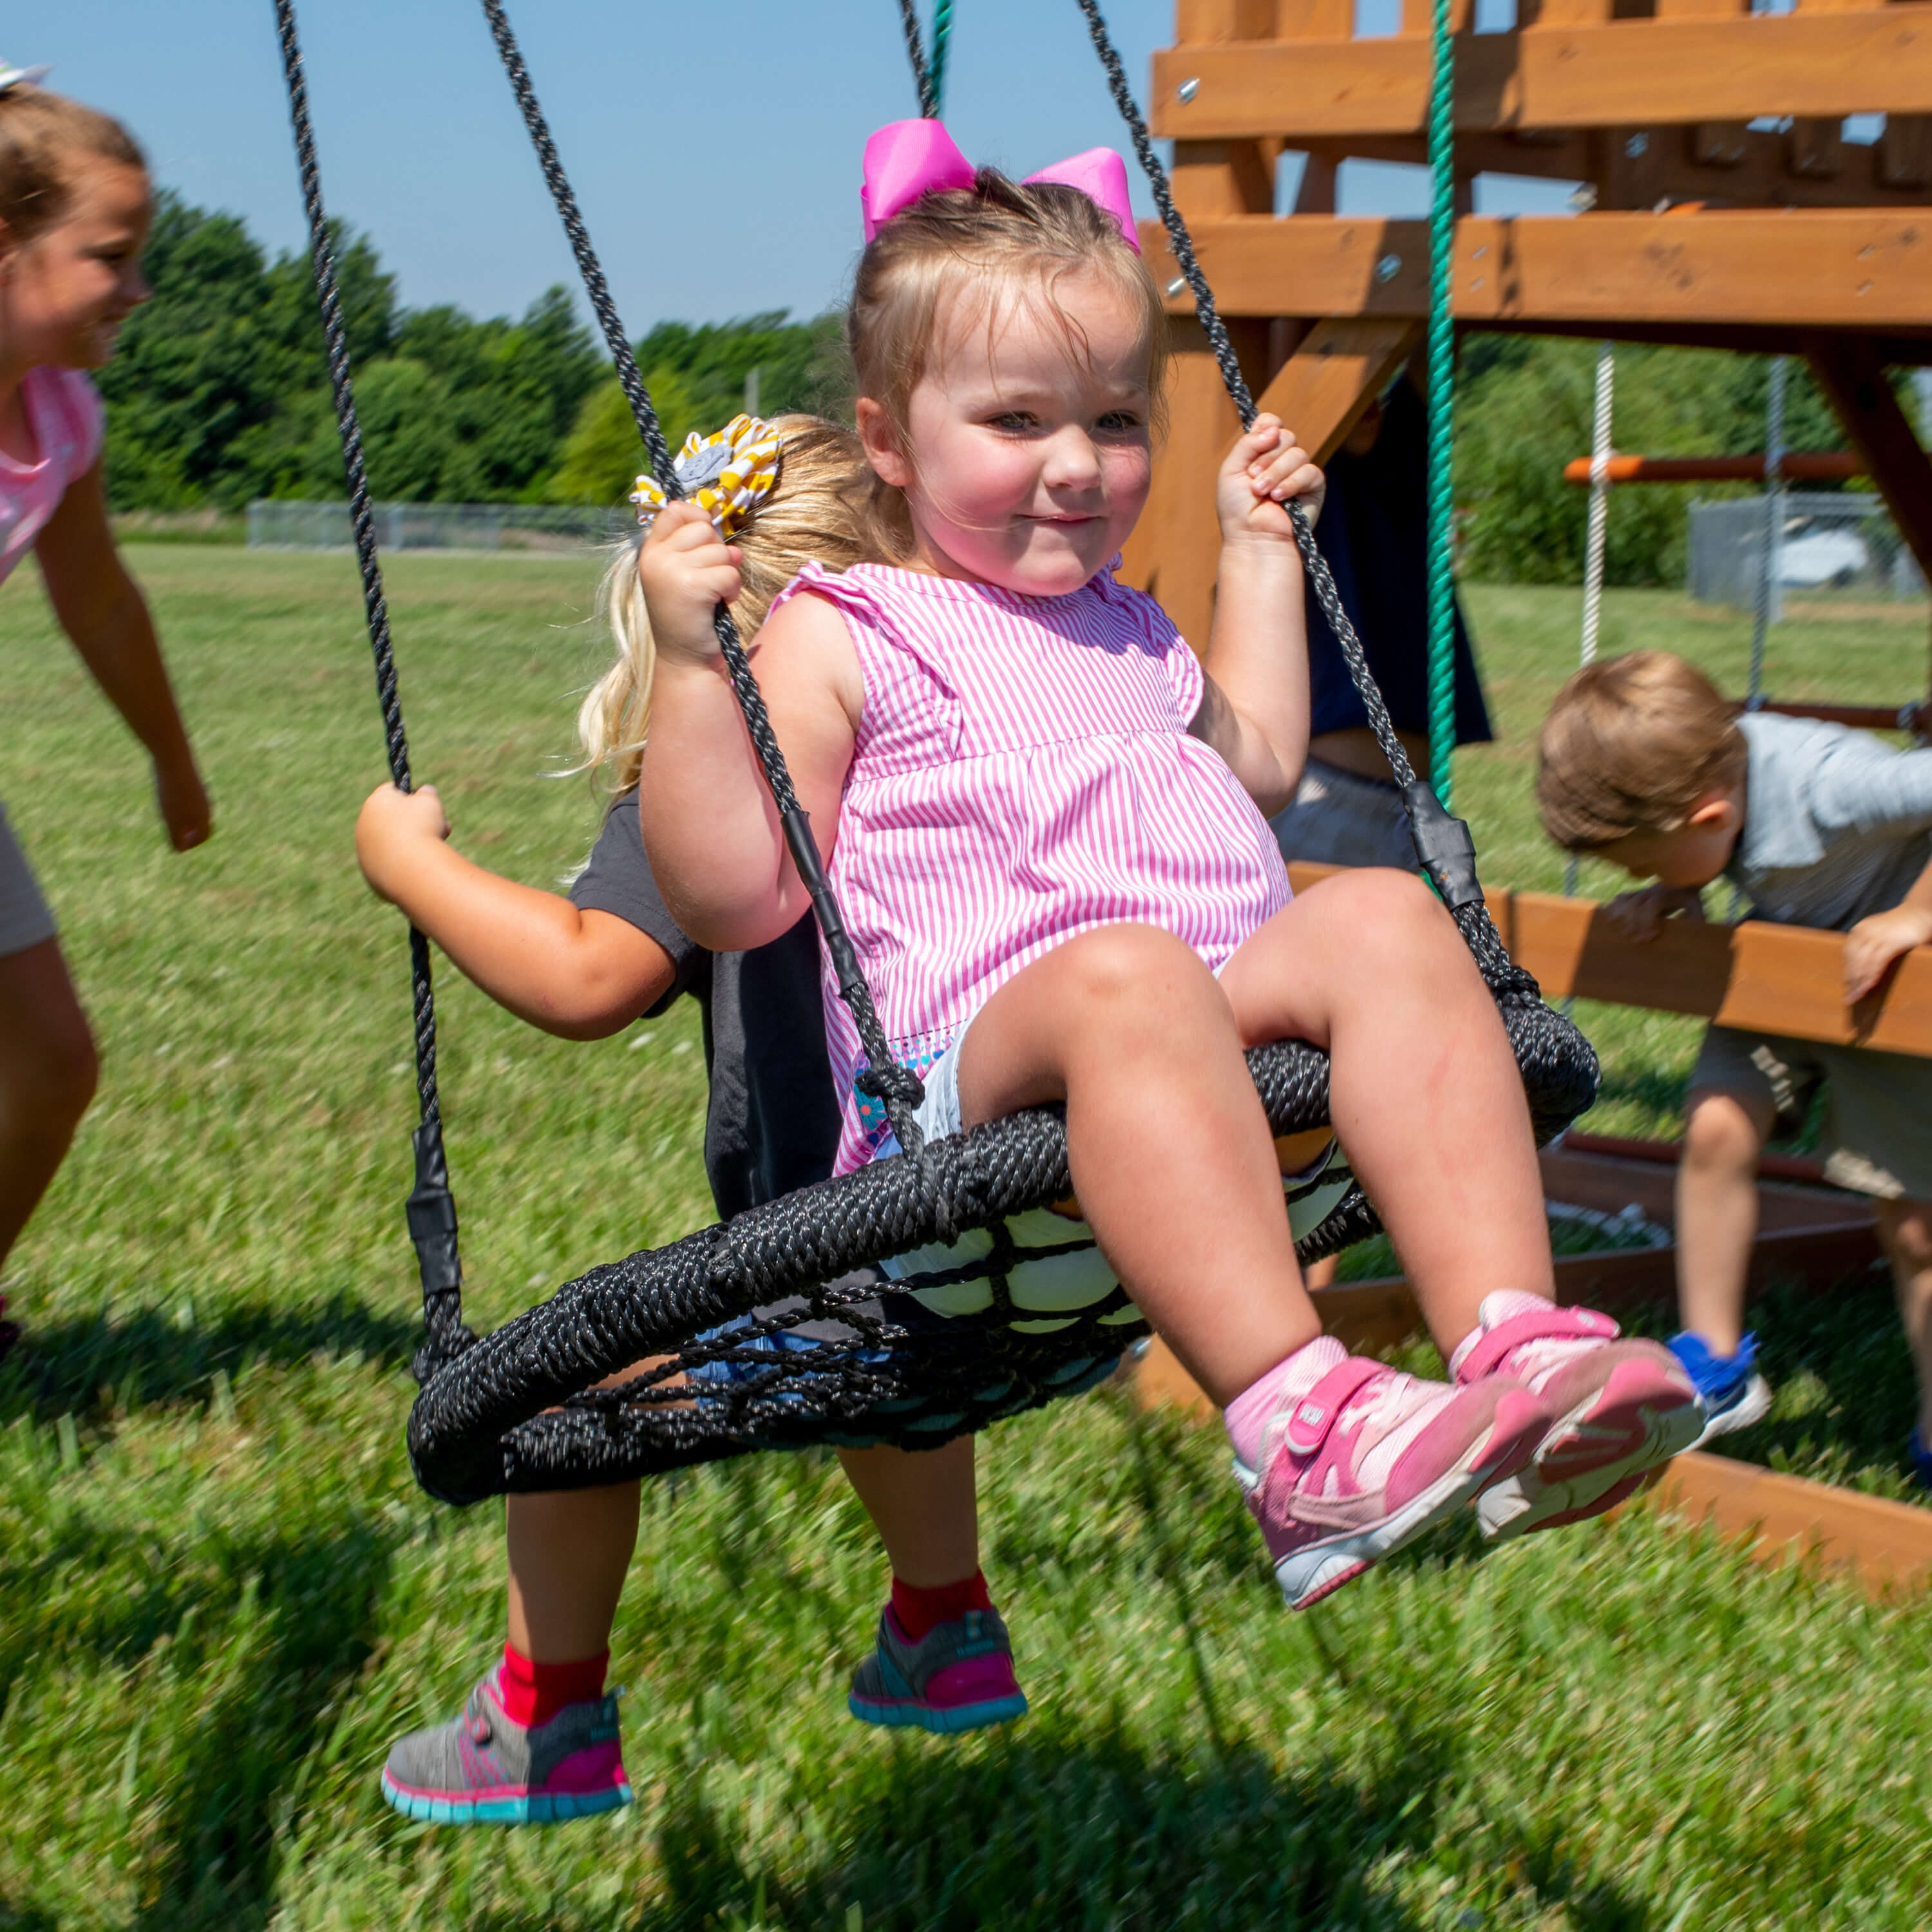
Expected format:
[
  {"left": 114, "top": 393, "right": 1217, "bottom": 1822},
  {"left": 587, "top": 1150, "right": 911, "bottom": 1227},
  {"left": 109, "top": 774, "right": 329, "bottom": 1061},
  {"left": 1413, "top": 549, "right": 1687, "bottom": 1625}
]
[
  {"left": 1692, "top": 1023, "right": 1932, "bottom": 1202},
  {"left": 0, "top": 802, "right": 57, "bottom": 959}
]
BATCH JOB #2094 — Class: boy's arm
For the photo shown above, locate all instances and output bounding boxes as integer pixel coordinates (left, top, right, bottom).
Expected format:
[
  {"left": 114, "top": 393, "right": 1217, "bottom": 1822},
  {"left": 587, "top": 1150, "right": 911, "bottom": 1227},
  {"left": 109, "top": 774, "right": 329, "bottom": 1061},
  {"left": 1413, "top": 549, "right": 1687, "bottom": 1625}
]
[
  {"left": 634, "top": 505, "right": 861, "bottom": 952},
  {"left": 1191, "top": 416, "right": 1322, "bottom": 818},
  {"left": 356, "top": 784, "right": 677, "bottom": 1039},
  {"left": 33, "top": 457, "right": 211, "bottom": 851},
  {"left": 1844, "top": 851, "right": 1932, "bottom": 1002}
]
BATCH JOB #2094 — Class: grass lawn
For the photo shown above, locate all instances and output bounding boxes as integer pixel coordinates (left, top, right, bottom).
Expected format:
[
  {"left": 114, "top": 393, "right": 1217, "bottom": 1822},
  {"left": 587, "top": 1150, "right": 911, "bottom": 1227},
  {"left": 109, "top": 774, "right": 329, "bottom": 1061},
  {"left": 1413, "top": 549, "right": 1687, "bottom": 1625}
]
[{"left": 1, "top": 549, "right": 1927, "bottom": 1929}]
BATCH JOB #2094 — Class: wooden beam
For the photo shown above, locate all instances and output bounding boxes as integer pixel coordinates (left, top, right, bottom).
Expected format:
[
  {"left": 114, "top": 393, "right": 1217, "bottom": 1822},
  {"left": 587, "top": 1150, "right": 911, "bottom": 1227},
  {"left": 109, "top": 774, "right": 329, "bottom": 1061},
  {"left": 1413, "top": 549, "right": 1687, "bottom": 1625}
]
[
  {"left": 1141, "top": 212, "right": 1932, "bottom": 329},
  {"left": 1510, "top": 889, "right": 1932, "bottom": 1056},
  {"left": 1806, "top": 332, "right": 1932, "bottom": 584},
  {"left": 1284, "top": 864, "right": 1932, "bottom": 1056},
  {"left": 1152, "top": 12, "right": 1932, "bottom": 141},
  {"left": 1253, "top": 319, "right": 1425, "bottom": 464},
  {"left": 1642, "top": 1452, "right": 1932, "bottom": 1598}
]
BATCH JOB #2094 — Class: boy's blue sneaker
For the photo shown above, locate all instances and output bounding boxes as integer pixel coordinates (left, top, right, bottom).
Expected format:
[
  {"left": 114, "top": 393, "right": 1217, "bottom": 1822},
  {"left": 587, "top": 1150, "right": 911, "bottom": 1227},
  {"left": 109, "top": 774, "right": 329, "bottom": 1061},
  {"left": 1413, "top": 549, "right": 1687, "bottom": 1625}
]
[
  {"left": 1910, "top": 1428, "right": 1932, "bottom": 1492},
  {"left": 1667, "top": 1332, "right": 1772, "bottom": 1448}
]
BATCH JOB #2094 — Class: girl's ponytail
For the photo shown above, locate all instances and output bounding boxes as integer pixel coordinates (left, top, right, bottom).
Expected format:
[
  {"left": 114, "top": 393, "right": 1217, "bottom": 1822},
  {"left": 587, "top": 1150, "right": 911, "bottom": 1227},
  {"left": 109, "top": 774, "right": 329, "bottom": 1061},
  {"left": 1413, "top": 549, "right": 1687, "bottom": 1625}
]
[{"left": 576, "top": 413, "right": 871, "bottom": 794}]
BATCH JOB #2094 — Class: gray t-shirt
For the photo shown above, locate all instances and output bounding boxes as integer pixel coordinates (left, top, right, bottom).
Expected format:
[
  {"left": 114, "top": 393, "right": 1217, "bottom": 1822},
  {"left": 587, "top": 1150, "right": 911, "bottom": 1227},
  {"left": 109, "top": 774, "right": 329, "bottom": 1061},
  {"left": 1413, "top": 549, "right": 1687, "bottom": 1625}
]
[
  {"left": 569, "top": 793, "right": 840, "bottom": 1221},
  {"left": 1727, "top": 712, "right": 1932, "bottom": 931}
]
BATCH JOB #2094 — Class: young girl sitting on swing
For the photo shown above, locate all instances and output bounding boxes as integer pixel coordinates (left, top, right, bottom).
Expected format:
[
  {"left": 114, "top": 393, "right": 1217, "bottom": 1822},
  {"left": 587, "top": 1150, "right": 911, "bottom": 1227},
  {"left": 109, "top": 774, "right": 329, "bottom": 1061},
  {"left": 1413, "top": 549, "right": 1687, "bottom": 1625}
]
[{"left": 638, "top": 122, "right": 1701, "bottom": 1615}]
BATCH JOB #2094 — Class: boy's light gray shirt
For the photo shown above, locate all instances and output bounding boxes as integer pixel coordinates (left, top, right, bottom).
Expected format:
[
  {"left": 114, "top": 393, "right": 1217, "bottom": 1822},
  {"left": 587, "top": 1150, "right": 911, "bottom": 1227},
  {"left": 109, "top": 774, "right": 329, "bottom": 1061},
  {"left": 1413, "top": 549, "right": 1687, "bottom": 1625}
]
[{"left": 1727, "top": 712, "right": 1932, "bottom": 931}]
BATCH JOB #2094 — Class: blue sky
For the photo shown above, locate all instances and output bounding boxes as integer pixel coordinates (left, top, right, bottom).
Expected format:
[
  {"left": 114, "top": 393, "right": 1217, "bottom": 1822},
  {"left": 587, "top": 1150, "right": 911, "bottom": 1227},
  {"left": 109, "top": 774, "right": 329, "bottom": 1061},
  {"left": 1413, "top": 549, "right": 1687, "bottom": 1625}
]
[{"left": 43, "top": 0, "right": 1575, "bottom": 332}]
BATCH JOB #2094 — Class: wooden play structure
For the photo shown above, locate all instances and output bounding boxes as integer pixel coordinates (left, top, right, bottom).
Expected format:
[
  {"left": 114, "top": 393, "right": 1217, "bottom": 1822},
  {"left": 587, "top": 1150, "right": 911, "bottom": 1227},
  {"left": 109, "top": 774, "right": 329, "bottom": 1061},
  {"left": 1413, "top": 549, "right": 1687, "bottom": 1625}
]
[
  {"left": 1119, "top": 0, "right": 1932, "bottom": 668},
  {"left": 1122, "top": 0, "right": 1932, "bottom": 1587}
]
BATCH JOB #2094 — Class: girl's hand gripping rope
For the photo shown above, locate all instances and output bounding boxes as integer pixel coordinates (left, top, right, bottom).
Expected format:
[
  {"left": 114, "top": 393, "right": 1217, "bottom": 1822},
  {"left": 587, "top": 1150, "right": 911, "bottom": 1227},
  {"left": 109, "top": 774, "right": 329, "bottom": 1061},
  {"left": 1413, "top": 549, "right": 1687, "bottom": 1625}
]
[
  {"left": 636, "top": 501, "right": 743, "bottom": 670},
  {"left": 1220, "top": 414, "right": 1324, "bottom": 547},
  {"left": 356, "top": 782, "right": 451, "bottom": 907}
]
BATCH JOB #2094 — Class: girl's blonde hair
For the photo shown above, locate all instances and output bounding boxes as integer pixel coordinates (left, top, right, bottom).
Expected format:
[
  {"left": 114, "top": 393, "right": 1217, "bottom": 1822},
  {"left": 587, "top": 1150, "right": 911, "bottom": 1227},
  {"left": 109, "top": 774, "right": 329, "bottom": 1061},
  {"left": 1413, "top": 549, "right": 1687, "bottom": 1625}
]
[
  {"left": 0, "top": 84, "right": 146, "bottom": 247},
  {"left": 577, "top": 413, "right": 871, "bottom": 793},
  {"left": 846, "top": 167, "right": 1169, "bottom": 559}
]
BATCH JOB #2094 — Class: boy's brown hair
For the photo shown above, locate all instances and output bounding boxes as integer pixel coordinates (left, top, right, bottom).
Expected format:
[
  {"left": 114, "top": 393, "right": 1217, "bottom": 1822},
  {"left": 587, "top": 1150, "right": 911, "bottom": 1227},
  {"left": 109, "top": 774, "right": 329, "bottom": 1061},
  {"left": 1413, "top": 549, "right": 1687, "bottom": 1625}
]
[
  {"left": 1536, "top": 650, "right": 1748, "bottom": 851},
  {"left": 0, "top": 84, "right": 146, "bottom": 247}
]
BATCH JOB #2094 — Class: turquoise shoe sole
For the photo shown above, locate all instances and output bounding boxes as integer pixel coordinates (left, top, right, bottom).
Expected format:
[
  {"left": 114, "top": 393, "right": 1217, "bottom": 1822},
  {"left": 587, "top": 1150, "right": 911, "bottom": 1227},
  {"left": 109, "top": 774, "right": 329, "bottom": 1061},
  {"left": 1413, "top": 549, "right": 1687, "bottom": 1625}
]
[{"left": 380, "top": 1770, "right": 632, "bottom": 1825}]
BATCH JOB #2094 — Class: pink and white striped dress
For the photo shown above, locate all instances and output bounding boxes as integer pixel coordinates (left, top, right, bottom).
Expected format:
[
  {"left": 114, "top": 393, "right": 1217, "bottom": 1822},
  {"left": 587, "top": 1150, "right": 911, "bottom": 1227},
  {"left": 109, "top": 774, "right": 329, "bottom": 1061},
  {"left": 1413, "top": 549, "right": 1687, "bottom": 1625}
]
[
  {"left": 777, "top": 559, "right": 1292, "bottom": 1174},
  {"left": 0, "top": 367, "right": 104, "bottom": 589}
]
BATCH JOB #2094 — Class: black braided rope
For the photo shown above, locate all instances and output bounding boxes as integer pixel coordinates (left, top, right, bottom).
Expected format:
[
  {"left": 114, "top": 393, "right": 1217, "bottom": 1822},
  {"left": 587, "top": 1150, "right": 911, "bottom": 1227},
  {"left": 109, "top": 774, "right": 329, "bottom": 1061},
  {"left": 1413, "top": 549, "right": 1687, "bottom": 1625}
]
[
  {"left": 476, "top": 0, "right": 925, "bottom": 1151},
  {"left": 397, "top": 0, "right": 1600, "bottom": 1502},
  {"left": 271, "top": 0, "right": 472, "bottom": 1379},
  {"left": 896, "top": 0, "right": 942, "bottom": 117}
]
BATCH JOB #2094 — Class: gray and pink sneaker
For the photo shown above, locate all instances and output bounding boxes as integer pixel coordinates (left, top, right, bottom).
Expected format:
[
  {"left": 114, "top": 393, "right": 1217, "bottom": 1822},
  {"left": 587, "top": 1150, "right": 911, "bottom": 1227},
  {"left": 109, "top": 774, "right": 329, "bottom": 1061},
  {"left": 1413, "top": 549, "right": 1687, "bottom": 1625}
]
[
  {"left": 379, "top": 1667, "right": 632, "bottom": 1825},
  {"left": 1453, "top": 1293, "right": 1702, "bottom": 1543},
  {"left": 1236, "top": 1345, "right": 1546, "bottom": 1609}
]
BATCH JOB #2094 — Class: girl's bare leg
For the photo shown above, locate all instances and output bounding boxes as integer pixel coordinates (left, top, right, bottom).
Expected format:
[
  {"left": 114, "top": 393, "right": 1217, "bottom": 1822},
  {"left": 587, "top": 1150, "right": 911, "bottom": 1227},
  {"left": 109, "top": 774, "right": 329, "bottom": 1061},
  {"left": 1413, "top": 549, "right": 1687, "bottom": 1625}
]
[
  {"left": 955, "top": 922, "right": 1319, "bottom": 1406},
  {"left": 1217, "top": 869, "right": 1553, "bottom": 1355},
  {"left": 0, "top": 938, "right": 99, "bottom": 1271},
  {"left": 836, "top": 1439, "right": 979, "bottom": 1586},
  {"left": 506, "top": 1485, "right": 641, "bottom": 1662}
]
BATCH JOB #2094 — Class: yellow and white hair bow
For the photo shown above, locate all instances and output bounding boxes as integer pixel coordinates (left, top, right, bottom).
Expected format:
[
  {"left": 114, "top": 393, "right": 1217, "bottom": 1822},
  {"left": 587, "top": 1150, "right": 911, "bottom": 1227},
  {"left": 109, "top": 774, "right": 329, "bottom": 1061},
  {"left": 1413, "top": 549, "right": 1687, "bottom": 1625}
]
[{"left": 631, "top": 413, "right": 783, "bottom": 539}]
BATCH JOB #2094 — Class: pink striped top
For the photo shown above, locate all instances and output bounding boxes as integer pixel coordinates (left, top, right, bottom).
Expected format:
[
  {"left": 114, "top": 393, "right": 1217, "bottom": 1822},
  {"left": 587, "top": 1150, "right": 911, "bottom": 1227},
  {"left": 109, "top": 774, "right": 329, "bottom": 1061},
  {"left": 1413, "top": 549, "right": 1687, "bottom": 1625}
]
[
  {"left": 777, "top": 560, "right": 1292, "bottom": 1174},
  {"left": 0, "top": 368, "right": 105, "bottom": 589}
]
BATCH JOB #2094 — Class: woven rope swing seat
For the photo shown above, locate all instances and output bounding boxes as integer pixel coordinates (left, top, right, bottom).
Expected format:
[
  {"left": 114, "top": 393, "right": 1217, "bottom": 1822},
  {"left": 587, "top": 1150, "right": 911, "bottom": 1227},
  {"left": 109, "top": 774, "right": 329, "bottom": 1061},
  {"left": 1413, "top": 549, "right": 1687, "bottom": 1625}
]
[{"left": 270, "top": 0, "right": 1599, "bottom": 1507}]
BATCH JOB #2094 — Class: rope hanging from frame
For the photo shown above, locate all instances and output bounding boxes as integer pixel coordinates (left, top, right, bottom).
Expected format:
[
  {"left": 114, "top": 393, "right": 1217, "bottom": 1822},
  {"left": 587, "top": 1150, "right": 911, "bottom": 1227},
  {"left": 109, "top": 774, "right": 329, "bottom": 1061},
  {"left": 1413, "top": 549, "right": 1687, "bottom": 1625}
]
[
  {"left": 896, "top": 0, "right": 953, "bottom": 118},
  {"left": 270, "top": 0, "right": 471, "bottom": 1387},
  {"left": 274, "top": 0, "right": 1600, "bottom": 1503}
]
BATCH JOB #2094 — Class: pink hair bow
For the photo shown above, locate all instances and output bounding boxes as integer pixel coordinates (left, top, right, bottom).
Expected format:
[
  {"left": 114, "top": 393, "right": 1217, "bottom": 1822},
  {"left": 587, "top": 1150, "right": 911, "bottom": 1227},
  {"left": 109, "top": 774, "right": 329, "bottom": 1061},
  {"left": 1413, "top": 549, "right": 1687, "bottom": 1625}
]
[{"left": 860, "top": 119, "right": 1141, "bottom": 255}]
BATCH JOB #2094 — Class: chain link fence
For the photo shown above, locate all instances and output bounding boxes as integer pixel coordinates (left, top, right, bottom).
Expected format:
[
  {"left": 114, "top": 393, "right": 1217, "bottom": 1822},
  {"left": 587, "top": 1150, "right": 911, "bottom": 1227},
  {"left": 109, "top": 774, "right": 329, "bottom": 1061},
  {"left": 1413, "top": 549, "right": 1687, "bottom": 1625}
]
[
  {"left": 247, "top": 500, "right": 634, "bottom": 554},
  {"left": 1687, "top": 490, "right": 1927, "bottom": 614}
]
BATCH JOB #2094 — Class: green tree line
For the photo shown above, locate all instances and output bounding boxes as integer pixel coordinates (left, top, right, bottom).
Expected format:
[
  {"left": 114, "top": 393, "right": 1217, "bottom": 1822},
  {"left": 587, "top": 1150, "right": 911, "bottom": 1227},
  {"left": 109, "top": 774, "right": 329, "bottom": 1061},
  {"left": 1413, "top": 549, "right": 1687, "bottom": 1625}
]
[
  {"left": 100, "top": 194, "right": 1863, "bottom": 583},
  {"left": 98, "top": 194, "right": 842, "bottom": 513}
]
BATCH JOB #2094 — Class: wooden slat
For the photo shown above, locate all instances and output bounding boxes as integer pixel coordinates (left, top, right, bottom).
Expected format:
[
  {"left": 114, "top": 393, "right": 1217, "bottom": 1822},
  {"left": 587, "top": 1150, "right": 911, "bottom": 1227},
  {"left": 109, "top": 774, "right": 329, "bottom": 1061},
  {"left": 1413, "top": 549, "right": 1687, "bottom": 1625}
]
[
  {"left": 1151, "top": 12, "right": 1932, "bottom": 140},
  {"left": 1283, "top": 864, "right": 1932, "bottom": 1056},
  {"left": 1643, "top": 1451, "right": 1932, "bottom": 1598},
  {"left": 1141, "top": 211, "right": 1932, "bottom": 329},
  {"left": 1253, "top": 319, "right": 1424, "bottom": 462}
]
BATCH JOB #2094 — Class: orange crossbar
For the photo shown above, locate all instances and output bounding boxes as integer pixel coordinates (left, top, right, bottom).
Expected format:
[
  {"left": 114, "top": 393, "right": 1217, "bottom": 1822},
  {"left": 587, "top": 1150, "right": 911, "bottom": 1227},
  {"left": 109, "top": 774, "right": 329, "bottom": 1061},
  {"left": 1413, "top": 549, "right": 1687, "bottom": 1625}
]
[{"left": 1561, "top": 451, "right": 1866, "bottom": 485}]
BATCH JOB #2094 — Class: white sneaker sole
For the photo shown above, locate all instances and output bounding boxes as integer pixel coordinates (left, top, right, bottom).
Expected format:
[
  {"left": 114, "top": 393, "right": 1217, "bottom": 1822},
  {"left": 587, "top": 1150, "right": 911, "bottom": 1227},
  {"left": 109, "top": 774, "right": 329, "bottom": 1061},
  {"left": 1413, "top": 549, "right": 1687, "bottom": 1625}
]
[
  {"left": 1687, "top": 1372, "right": 1773, "bottom": 1451},
  {"left": 1477, "top": 1381, "right": 1703, "bottom": 1542},
  {"left": 1236, "top": 1440, "right": 1521, "bottom": 1611}
]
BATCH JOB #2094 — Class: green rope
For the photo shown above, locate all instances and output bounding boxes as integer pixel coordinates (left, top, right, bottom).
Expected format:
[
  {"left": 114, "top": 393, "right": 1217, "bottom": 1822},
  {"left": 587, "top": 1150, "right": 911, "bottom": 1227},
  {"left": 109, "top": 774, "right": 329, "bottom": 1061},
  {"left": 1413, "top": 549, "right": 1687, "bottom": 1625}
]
[
  {"left": 1425, "top": 0, "right": 1457, "bottom": 811},
  {"left": 927, "top": 0, "right": 952, "bottom": 115}
]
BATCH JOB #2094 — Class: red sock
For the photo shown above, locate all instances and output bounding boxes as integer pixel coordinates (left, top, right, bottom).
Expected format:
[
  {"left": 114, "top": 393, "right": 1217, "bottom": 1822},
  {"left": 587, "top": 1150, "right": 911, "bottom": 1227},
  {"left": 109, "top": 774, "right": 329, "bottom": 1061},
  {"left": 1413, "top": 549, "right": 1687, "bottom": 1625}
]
[
  {"left": 495, "top": 1642, "right": 609, "bottom": 1727},
  {"left": 889, "top": 1568, "right": 994, "bottom": 1642}
]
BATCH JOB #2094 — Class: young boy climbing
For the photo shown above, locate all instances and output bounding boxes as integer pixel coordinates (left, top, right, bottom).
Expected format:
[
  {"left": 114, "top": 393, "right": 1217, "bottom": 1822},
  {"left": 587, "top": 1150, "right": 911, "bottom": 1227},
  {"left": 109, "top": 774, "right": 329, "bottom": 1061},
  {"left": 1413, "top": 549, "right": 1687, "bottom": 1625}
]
[
  {"left": 1537, "top": 650, "right": 1932, "bottom": 1484},
  {"left": 0, "top": 68, "right": 212, "bottom": 1347}
]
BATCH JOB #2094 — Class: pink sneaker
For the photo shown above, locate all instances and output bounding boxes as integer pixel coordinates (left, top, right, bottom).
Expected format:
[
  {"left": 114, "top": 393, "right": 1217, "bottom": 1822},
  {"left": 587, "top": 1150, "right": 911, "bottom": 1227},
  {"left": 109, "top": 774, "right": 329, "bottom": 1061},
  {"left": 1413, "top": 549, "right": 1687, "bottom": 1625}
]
[
  {"left": 1237, "top": 1353, "right": 1546, "bottom": 1609},
  {"left": 1454, "top": 1294, "right": 1703, "bottom": 1543}
]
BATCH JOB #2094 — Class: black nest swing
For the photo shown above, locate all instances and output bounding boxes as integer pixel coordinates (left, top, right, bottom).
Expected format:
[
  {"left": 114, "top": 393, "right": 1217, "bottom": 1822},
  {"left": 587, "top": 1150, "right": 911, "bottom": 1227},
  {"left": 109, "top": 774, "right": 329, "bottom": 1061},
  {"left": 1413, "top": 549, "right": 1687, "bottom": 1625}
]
[{"left": 269, "top": 0, "right": 1599, "bottom": 1508}]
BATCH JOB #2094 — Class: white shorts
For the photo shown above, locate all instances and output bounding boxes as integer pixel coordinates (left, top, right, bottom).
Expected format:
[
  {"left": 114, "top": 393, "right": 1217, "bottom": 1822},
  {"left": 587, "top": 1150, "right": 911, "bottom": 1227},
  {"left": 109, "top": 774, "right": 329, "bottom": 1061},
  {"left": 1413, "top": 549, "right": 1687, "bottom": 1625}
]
[{"left": 0, "top": 802, "right": 57, "bottom": 959}]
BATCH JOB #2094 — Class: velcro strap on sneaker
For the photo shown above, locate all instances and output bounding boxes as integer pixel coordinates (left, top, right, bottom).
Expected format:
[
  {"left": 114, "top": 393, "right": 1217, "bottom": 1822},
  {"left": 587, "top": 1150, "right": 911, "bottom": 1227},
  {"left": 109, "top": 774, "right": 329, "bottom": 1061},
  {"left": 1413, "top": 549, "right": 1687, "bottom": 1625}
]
[
  {"left": 1456, "top": 1303, "right": 1620, "bottom": 1384},
  {"left": 1281, "top": 1357, "right": 1387, "bottom": 1456}
]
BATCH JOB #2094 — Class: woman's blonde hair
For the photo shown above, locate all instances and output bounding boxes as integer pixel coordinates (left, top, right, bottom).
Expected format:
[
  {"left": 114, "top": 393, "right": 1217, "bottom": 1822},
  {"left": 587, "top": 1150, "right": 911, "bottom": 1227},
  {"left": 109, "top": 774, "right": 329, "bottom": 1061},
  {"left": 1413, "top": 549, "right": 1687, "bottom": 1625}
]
[
  {"left": 1536, "top": 650, "right": 1749, "bottom": 851},
  {"left": 0, "top": 84, "right": 146, "bottom": 247},
  {"left": 846, "top": 167, "right": 1169, "bottom": 559},
  {"left": 576, "top": 413, "right": 871, "bottom": 793}
]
